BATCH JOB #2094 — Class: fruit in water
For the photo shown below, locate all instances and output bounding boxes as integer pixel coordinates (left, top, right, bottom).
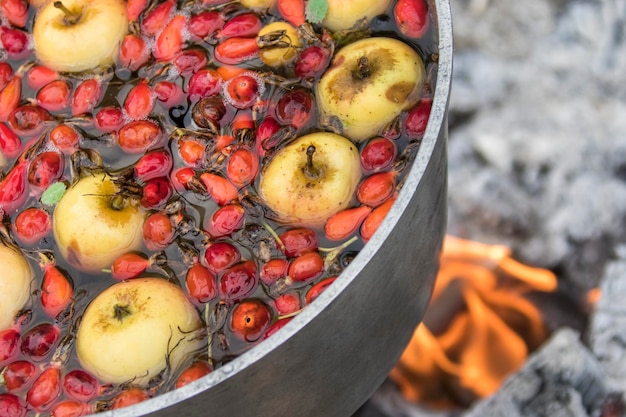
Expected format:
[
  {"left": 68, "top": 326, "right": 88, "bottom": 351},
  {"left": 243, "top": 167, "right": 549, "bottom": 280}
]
[
  {"left": 257, "top": 21, "right": 302, "bottom": 67},
  {"left": 0, "top": 245, "right": 32, "bottom": 331},
  {"left": 316, "top": 37, "right": 425, "bottom": 141},
  {"left": 53, "top": 173, "right": 144, "bottom": 274},
  {"left": 76, "top": 278, "right": 203, "bottom": 385},
  {"left": 323, "top": 0, "right": 393, "bottom": 31},
  {"left": 259, "top": 132, "right": 361, "bottom": 226},
  {"left": 32, "top": 0, "right": 129, "bottom": 72}
]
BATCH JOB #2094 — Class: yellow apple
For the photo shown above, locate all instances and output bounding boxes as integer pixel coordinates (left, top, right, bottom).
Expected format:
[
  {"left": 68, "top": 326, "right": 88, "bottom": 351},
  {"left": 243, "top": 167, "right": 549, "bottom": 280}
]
[
  {"left": 323, "top": 0, "right": 393, "bottom": 32},
  {"left": 316, "top": 37, "right": 425, "bottom": 142},
  {"left": 239, "top": 0, "right": 276, "bottom": 10},
  {"left": 257, "top": 21, "right": 302, "bottom": 67},
  {"left": 258, "top": 132, "right": 361, "bottom": 227},
  {"left": 76, "top": 278, "right": 203, "bottom": 385},
  {"left": 32, "top": 0, "right": 128, "bottom": 72},
  {"left": 53, "top": 173, "right": 144, "bottom": 274},
  {"left": 0, "top": 244, "right": 32, "bottom": 331}
]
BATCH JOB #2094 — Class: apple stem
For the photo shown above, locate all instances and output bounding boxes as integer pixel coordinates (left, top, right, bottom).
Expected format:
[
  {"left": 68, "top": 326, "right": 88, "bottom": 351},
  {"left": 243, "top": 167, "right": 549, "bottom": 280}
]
[
  {"left": 53, "top": 1, "right": 81, "bottom": 25},
  {"left": 303, "top": 145, "right": 322, "bottom": 180},
  {"left": 356, "top": 57, "right": 370, "bottom": 79},
  {"left": 114, "top": 304, "right": 131, "bottom": 322}
]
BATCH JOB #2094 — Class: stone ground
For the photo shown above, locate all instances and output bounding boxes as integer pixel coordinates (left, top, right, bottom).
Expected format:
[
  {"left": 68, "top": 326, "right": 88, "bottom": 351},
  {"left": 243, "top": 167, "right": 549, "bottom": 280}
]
[{"left": 356, "top": 0, "right": 626, "bottom": 415}]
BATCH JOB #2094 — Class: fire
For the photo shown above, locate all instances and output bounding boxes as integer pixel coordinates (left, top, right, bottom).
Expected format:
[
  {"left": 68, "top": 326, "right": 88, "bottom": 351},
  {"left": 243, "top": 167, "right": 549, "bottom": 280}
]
[{"left": 389, "top": 236, "right": 558, "bottom": 408}]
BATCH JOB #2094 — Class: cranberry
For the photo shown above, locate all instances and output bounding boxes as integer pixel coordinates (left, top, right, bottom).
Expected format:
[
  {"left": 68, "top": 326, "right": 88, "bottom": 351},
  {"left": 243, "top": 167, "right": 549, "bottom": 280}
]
[
  {"left": 360, "top": 137, "right": 397, "bottom": 173},
  {"left": 2, "top": 360, "right": 37, "bottom": 392},
  {"left": 230, "top": 299, "right": 271, "bottom": 342},
  {"left": 20, "top": 323, "right": 60, "bottom": 361},
  {"left": 204, "top": 241, "right": 241, "bottom": 272},
  {"left": 63, "top": 369, "right": 99, "bottom": 402},
  {"left": 0, "top": 393, "right": 27, "bottom": 417},
  {"left": 141, "top": 177, "right": 172, "bottom": 209}
]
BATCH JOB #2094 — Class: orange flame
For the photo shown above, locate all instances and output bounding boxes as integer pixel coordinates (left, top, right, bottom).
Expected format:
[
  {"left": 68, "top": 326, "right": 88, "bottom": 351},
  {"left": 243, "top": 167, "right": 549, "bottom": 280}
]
[{"left": 389, "top": 236, "right": 558, "bottom": 408}]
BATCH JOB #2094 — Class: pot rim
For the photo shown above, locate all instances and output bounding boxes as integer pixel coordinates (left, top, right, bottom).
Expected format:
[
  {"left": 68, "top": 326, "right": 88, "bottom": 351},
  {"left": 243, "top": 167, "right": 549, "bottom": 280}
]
[{"left": 107, "top": 1, "right": 453, "bottom": 414}]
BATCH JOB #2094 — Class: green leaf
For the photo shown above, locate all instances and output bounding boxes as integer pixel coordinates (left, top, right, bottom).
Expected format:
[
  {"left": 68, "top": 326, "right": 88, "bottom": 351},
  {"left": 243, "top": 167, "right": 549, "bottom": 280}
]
[
  {"left": 41, "top": 182, "right": 67, "bottom": 206},
  {"left": 306, "top": 0, "right": 328, "bottom": 24}
]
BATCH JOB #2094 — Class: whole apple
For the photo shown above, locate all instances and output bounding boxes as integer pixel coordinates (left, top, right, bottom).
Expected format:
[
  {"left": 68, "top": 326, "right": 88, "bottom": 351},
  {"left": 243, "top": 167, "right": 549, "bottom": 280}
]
[
  {"left": 53, "top": 173, "right": 144, "bottom": 274},
  {"left": 0, "top": 244, "right": 32, "bottom": 331},
  {"left": 258, "top": 132, "right": 361, "bottom": 227},
  {"left": 316, "top": 37, "right": 425, "bottom": 142},
  {"left": 323, "top": 0, "right": 393, "bottom": 31},
  {"left": 76, "top": 278, "right": 203, "bottom": 385},
  {"left": 33, "top": 0, "right": 128, "bottom": 72}
]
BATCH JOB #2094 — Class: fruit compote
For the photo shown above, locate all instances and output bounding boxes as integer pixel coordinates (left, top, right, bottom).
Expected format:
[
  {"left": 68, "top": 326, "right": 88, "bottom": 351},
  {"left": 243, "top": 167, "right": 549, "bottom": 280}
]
[{"left": 0, "top": 0, "right": 438, "bottom": 414}]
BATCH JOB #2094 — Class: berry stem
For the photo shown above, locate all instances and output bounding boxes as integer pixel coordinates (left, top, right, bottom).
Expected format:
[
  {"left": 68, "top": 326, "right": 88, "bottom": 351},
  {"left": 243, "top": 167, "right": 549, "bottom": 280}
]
[{"left": 303, "top": 145, "right": 322, "bottom": 180}]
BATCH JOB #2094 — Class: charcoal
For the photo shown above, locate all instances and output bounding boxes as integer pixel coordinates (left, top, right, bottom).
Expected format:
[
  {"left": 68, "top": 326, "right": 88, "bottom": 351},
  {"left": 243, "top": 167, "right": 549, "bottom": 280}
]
[
  {"left": 588, "top": 245, "right": 626, "bottom": 394},
  {"left": 464, "top": 328, "right": 607, "bottom": 417}
]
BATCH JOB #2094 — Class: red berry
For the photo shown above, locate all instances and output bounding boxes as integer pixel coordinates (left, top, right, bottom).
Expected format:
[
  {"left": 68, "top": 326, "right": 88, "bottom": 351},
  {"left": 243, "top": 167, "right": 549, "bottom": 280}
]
[
  {"left": 305, "top": 276, "right": 337, "bottom": 304},
  {"left": 219, "top": 260, "right": 258, "bottom": 302},
  {"left": 0, "top": 393, "right": 27, "bottom": 417},
  {"left": 40, "top": 264, "right": 74, "bottom": 318},
  {"left": 63, "top": 369, "right": 99, "bottom": 402},
  {"left": 226, "top": 147, "right": 259, "bottom": 187},
  {"left": 0, "top": 0, "right": 28, "bottom": 27},
  {"left": 274, "top": 292, "right": 300, "bottom": 315},
  {"left": 8, "top": 104, "right": 53, "bottom": 137},
  {"left": 278, "top": 228, "right": 319, "bottom": 257},
  {"left": 27, "top": 150, "right": 64, "bottom": 190},
  {"left": 0, "top": 122, "right": 22, "bottom": 158},
  {"left": 188, "top": 10, "right": 224, "bottom": 41},
  {"left": 20, "top": 323, "right": 60, "bottom": 361},
  {"left": 0, "top": 62, "right": 13, "bottom": 89},
  {"left": 171, "top": 167, "right": 196, "bottom": 191},
  {"left": 204, "top": 241, "right": 241, "bottom": 272},
  {"left": 26, "top": 65, "right": 58, "bottom": 91},
  {"left": 36, "top": 80, "right": 71, "bottom": 113},
  {"left": 0, "top": 327, "right": 20, "bottom": 365},
  {"left": 288, "top": 252, "right": 324, "bottom": 282},
  {"left": 50, "top": 400, "right": 92, "bottom": 417},
  {"left": 360, "top": 137, "right": 397, "bottom": 173},
  {"left": 174, "top": 49, "right": 207, "bottom": 75},
  {"left": 0, "top": 160, "right": 28, "bottom": 214},
  {"left": 154, "top": 15, "right": 186, "bottom": 62},
  {"left": 262, "top": 317, "right": 292, "bottom": 340},
  {"left": 153, "top": 81, "right": 184, "bottom": 108},
  {"left": 356, "top": 171, "right": 396, "bottom": 207},
  {"left": 324, "top": 205, "right": 372, "bottom": 241},
  {"left": 0, "top": 27, "right": 29, "bottom": 60},
  {"left": 404, "top": 98, "right": 432, "bottom": 138},
  {"left": 2, "top": 360, "right": 37, "bottom": 392},
  {"left": 118, "top": 120, "right": 163, "bottom": 154},
  {"left": 185, "top": 263, "right": 217, "bottom": 302},
  {"left": 223, "top": 72, "right": 264, "bottom": 109},
  {"left": 230, "top": 299, "right": 270, "bottom": 342},
  {"left": 0, "top": 76, "right": 21, "bottom": 122},
  {"left": 214, "top": 37, "right": 259, "bottom": 65},
  {"left": 72, "top": 78, "right": 102, "bottom": 116},
  {"left": 49, "top": 124, "right": 80, "bottom": 153},
  {"left": 111, "top": 252, "right": 150, "bottom": 280},
  {"left": 361, "top": 195, "right": 397, "bottom": 242},
  {"left": 124, "top": 80, "right": 154, "bottom": 120},
  {"left": 260, "top": 258, "right": 289, "bottom": 285},
  {"left": 14, "top": 207, "right": 51, "bottom": 245},
  {"left": 277, "top": 0, "right": 305, "bottom": 26},
  {"left": 134, "top": 149, "right": 173, "bottom": 182},
  {"left": 219, "top": 12, "right": 261, "bottom": 39},
  {"left": 294, "top": 45, "right": 331, "bottom": 79},
  {"left": 27, "top": 367, "right": 61, "bottom": 410},
  {"left": 141, "top": 177, "right": 172, "bottom": 209},
  {"left": 205, "top": 203, "right": 245, "bottom": 238},
  {"left": 254, "top": 116, "right": 281, "bottom": 157},
  {"left": 275, "top": 89, "right": 313, "bottom": 129},
  {"left": 110, "top": 387, "right": 149, "bottom": 409},
  {"left": 188, "top": 68, "right": 222, "bottom": 101},
  {"left": 126, "top": 0, "right": 148, "bottom": 21},
  {"left": 119, "top": 34, "right": 150, "bottom": 72},
  {"left": 175, "top": 361, "right": 212, "bottom": 388},
  {"left": 178, "top": 138, "right": 206, "bottom": 167},
  {"left": 199, "top": 172, "right": 238, "bottom": 205},
  {"left": 140, "top": 0, "right": 175, "bottom": 36},
  {"left": 394, "top": 0, "right": 430, "bottom": 39},
  {"left": 94, "top": 106, "right": 125, "bottom": 133},
  {"left": 142, "top": 212, "right": 174, "bottom": 250}
]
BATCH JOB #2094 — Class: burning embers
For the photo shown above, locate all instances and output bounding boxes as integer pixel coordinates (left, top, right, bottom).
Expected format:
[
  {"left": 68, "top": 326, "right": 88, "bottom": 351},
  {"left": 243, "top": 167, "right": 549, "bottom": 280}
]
[{"left": 390, "top": 236, "right": 558, "bottom": 409}]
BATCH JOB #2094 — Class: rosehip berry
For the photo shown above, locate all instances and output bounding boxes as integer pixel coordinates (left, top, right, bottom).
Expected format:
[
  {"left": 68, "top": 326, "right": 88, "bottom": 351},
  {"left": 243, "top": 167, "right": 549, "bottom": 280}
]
[
  {"left": 223, "top": 72, "right": 264, "bottom": 109},
  {"left": 214, "top": 37, "right": 259, "bottom": 65},
  {"left": 0, "top": 62, "right": 13, "bottom": 89},
  {"left": 178, "top": 138, "right": 206, "bottom": 167},
  {"left": 134, "top": 149, "right": 173, "bottom": 182},
  {"left": 119, "top": 34, "right": 150, "bottom": 72},
  {"left": 27, "top": 367, "right": 61, "bottom": 411},
  {"left": 0, "top": 26, "right": 29, "bottom": 60},
  {"left": 306, "top": 276, "right": 337, "bottom": 304},
  {"left": 324, "top": 205, "right": 372, "bottom": 241},
  {"left": 72, "top": 78, "right": 102, "bottom": 116},
  {"left": 274, "top": 292, "right": 301, "bottom": 315},
  {"left": 356, "top": 171, "right": 396, "bottom": 207},
  {"left": 109, "top": 387, "right": 149, "bottom": 409},
  {"left": 27, "top": 150, "right": 64, "bottom": 190},
  {"left": 230, "top": 299, "right": 271, "bottom": 342},
  {"left": 199, "top": 172, "right": 238, "bottom": 205},
  {"left": 294, "top": 45, "right": 331, "bottom": 79},
  {"left": 49, "top": 124, "right": 80, "bottom": 153},
  {"left": 36, "top": 80, "right": 71, "bottom": 113},
  {"left": 404, "top": 98, "right": 432, "bottom": 138},
  {"left": 0, "top": 327, "right": 20, "bottom": 365},
  {"left": 0, "top": 122, "right": 22, "bottom": 158},
  {"left": 2, "top": 360, "right": 37, "bottom": 392},
  {"left": 278, "top": 228, "right": 319, "bottom": 257},
  {"left": 0, "top": 393, "right": 27, "bottom": 417},
  {"left": 94, "top": 106, "right": 125, "bottom": 133},
  {"left": 361, "top": 195, "right": 397, "bottom": 242},
  {"left": 175, "top": 361, "right": 212, "bottom": 388},
  {"left": 275, "top": 89, "right": 313, "bottom": 129},
  {"left": 0, "top": 76, "right": 21, "bottom": 122},
  {"left": 20, "top": 323, "right": 60, "bottom": 361},
  {"left": 8, "top": 105, "right": 53, "bottom": 137},
  {"left": 360, "top": 137, "right": 397, "bottom": 173},
  {"left": 140, "top": 0, "right": 175, "bottom": 36},
  {"left": 260, "top": 258, "right": 289, "bottom": 285},
  {"left": 188, "top": 69, "right": 222, "bottom": 101},
  {"left": 1, "top": 0, "right": 28, "bottom": 27},
  {"left": 219, "top": 260, "right": 258, "bottom": 302},
  {"left": 153, "top": 81, "right": 184, "bottom": 108},
  {"left": 142, "top": 212, "right": 174, "bottom": 250},
  {"left": 50, "top": 400, "right": 92, "bottom": 417},
  {"left": 174, "top": 49, "right": 207, "bottom": 75},
  {"left": 26, "top": 65, "right": 58, "bottom": 91},
  {"left": 205, "top": 203, "right": 245, "bottom": 237},
  {"left": 124, "top": 80, "right": 154, "bottom": 120},
  {"left": 395, "top": 0, "right": 430, "bottom": 39},
  {"left": 140, "top": 177, "right": 172, "bottom": 209},
  {"left": 185, "top": 263, "right": 217, "bottom": 302},
  {"left": 154, "top": 15, "right": 186, "bottom": 62},
  {"left": 14, "top": 207, "right": 51, "bottom": 246},
  {"left": 111, "top": 253, "right": 150, "bottom": 281},
  {"left": 204, "top": 241, "right": 241, "bottom": 272},
  {"left": 118, "top": 120, "right": 163, "bottom": 154},
  {"left": 220, "top": 12, "right": 261, "bottom": 39},
  {"left": 226, "top": 147, "right": 259, "bottom": 187},
  {"left": 188, "top": 10, "right": 224, "bottom": 41},
  {"left": 288, "top": 252, "right": 324, "bottom": 282},
  {"left": 62, "top": 369, "right": 99, "bottom": 402},
  {"left": 263, "top": 317, "right": 292, "bottom": 340}
]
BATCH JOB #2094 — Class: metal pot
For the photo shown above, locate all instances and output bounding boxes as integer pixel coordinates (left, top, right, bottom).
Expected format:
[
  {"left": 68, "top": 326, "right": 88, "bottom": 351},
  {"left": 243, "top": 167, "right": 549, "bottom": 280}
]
[{"left": 104, "top": 1, "right": 453, "bottom": 415}]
